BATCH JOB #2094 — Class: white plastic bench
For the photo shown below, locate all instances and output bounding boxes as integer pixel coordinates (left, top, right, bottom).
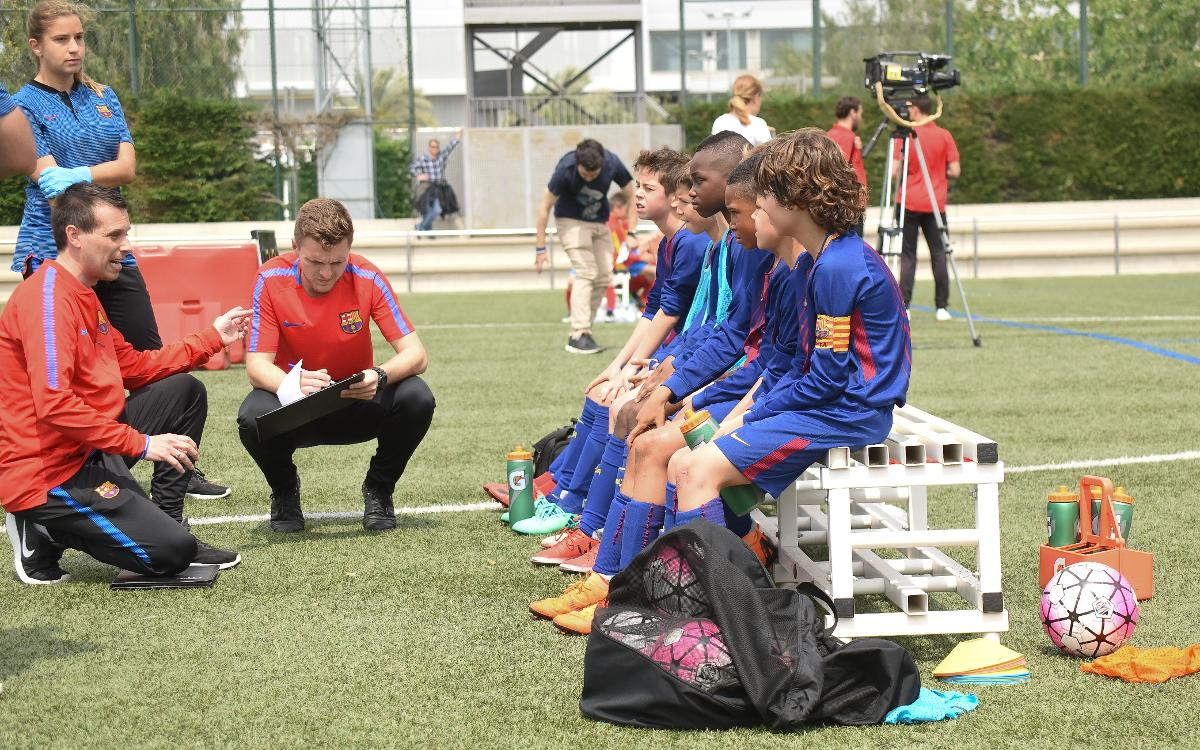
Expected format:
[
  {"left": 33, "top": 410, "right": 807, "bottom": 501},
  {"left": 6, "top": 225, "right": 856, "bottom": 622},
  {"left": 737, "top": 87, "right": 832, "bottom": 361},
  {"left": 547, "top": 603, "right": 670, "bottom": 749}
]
[{"left": 752, "top": 404, "right": 1007, "bottom": 640}]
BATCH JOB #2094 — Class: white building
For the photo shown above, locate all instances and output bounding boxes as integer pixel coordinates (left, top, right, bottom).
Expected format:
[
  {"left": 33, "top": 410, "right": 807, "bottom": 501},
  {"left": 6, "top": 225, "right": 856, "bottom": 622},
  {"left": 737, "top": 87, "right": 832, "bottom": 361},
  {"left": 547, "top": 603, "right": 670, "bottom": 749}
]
[{"left": 238, "top": 0, "right": 835, "bottom": 126}]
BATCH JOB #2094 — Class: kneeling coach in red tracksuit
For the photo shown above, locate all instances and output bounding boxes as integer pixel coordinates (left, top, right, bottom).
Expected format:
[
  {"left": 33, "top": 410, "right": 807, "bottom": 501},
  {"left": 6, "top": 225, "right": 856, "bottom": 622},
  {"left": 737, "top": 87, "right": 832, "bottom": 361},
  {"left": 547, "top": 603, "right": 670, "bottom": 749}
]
[
  {"left": 0, "top": 184, "right": 251, "bottom": 585},
  {"left": 238, "top": 198, "right": 435, "bottom": 533}
]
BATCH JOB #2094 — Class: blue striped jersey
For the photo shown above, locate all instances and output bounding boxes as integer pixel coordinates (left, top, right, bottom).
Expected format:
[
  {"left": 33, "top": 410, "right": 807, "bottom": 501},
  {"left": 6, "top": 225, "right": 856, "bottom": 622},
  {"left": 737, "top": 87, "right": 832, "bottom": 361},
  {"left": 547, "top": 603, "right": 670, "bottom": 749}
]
[{"left": 13, "top": 81, "right": 134, "bottom": 272}]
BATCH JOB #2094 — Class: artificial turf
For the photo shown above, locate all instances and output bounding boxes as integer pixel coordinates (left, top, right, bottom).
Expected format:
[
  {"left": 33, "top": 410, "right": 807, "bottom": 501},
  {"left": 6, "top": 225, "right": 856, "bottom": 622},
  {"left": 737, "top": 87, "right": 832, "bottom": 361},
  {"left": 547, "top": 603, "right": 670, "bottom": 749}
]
[{"left": 2, "top": 273, "right": 1199, "bottom": 748}]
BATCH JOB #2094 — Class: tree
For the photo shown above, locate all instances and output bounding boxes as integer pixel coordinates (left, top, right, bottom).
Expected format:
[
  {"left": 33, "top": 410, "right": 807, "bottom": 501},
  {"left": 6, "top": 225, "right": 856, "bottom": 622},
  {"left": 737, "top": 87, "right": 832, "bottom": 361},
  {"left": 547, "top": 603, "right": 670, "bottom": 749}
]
[
  {"left": 819, "top": 0, "right": 946, "bottom": 91},
  {"left": 364, "top": 67, "right": 435, "bottom": 128},
  {"left": 0, "top": 1, "right": 242, "bottom": 97}
]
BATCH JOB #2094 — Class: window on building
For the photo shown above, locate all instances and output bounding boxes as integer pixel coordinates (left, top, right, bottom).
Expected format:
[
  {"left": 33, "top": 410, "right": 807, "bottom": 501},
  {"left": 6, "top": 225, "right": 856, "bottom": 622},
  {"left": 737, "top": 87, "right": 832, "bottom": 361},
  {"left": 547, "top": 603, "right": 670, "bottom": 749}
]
[
  {"left": 715, "top": 30, "right": 747, "bottom": 71},
  {"left": 650, "top": 31, "right": 705, "bottom": 72},
  {"left": 760, "top": 28, "right": 812, "bottom": 70}
]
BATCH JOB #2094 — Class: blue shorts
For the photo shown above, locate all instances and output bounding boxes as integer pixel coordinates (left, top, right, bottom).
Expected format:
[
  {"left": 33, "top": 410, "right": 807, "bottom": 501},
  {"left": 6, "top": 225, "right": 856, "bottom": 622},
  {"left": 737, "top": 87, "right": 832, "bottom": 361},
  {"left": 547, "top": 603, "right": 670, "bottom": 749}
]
[
  {"left": 703, "top": 398, "right": 740, "bottom": 423},
  {"left": 714, "top": 406, "right": 892, "bottom": 498}
]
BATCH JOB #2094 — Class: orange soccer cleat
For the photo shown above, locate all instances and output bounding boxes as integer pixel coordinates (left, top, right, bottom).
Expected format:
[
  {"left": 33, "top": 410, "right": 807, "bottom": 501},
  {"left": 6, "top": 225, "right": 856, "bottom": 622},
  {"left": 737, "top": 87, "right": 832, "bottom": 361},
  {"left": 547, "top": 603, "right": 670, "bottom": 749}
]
[
  {"left": 530, "top": 528, "right": 597, "bottom": 566},
  {"left": 553, "top": 600, "right": 605, "bottom": 635},
  {"left": 742, "top": 523, "right": 777, "bottom": 568},
  {"left": 529, "top": 572, "right": 610, "bottom": 620}
]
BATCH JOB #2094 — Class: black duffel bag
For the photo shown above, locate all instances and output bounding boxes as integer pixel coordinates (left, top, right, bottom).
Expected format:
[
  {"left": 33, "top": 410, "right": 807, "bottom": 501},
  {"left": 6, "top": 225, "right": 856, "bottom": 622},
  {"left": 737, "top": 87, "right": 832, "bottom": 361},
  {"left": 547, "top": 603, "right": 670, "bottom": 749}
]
[
  {"left": 581, "top": 520, "right": 920, "bottom": 730},
  {"left": 531, "top": 420, "right": 575, "bottom": 478}
]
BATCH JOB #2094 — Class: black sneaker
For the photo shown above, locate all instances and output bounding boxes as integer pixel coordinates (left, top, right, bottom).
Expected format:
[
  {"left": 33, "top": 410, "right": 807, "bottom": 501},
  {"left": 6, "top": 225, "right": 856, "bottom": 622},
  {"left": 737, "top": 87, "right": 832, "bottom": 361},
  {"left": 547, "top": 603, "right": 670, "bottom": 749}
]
[
  {"left": 186, "top": 468, "right": 231, "bottom": 500},
  {"left": 193, "top": 537, "right": 241, "bottom": 570},
  {"left": 565, "top": 332, "right": 604, "bottom": 355},
  {"left": 270, "top": 483, "right": 305, "bottom": 532},
  {"left": 6, "top": 513, "right": 69, "bottom": 585},
  {"left": 362, "top": 481, "right": 396, "bottom": 531}
]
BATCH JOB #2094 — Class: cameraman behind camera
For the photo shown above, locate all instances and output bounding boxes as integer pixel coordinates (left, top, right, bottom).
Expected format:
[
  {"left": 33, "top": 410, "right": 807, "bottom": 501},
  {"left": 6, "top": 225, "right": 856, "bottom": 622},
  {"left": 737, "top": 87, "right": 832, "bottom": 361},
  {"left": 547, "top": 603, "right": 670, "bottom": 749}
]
[{"left": 891, "top": 94, "right": 960, "bottom": 320}]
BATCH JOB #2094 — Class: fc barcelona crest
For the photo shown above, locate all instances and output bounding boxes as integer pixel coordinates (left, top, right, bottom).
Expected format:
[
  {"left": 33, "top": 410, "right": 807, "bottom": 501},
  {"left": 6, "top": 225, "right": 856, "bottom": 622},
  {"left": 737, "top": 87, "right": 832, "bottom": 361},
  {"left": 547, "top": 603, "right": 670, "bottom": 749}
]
[
  {"left": 95, "top": 103, "right": 113, "bottom": 118},
  {"left": 97, "top": 309, "right": 110, "bottom": 335},
  {"left": 339, "top": 309, "right": 364, "bottom": 334},
  {"left": 96, "top": 481, "right": 120, "bottom": 499},
  {"left": 815, "top": 315, "right": 834, "bottom": 341}
]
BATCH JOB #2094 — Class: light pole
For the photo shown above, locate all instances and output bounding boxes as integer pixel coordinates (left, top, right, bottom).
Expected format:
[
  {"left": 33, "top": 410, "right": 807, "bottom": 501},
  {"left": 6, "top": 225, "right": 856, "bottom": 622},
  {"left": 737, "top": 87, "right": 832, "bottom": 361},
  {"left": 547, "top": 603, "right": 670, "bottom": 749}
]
[{"left": 703, "top": 8, "right": 752, "bottom": 85}]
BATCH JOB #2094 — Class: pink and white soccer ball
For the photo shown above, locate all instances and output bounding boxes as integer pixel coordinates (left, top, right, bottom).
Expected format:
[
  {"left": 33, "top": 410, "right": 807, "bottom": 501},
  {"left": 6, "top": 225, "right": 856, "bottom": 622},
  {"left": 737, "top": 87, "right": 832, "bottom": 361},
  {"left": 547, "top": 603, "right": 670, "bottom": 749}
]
[{"left": 1041, "top": 561, "right": 1139, "bottom": 658}]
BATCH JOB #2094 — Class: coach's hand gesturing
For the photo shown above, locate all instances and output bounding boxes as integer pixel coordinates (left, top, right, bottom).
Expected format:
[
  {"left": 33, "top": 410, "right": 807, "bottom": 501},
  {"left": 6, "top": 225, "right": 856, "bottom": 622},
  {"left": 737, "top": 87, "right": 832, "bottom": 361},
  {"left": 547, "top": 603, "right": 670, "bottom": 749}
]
[{"left": 212, "top": 306, "right": 253, "bottom": 346}]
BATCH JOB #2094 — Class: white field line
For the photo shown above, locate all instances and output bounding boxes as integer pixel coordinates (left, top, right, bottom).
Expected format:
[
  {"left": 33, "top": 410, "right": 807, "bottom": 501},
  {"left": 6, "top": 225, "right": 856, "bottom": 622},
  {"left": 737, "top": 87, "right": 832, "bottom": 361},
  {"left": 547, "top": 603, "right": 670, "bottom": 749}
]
[
  {"left": 421, "top": 322, "right": 563, "bottom": 330},
  {"left": 176, "top": 450, "right": 1200, "bottom": 527},
  {"left": 1005, "top": 450, "right": 1200, "bottom": 475},
  {"left": 428, "top": 316, "right": 1198, "bottom": 330},
  {"left": 187, "top": 501, "right": 499, "bottom": 527}
]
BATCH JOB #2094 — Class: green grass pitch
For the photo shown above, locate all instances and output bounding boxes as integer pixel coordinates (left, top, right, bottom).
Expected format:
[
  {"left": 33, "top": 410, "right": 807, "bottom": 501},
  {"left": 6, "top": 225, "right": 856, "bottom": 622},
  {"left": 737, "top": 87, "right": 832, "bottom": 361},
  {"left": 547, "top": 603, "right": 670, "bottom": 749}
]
[{"left": 2, "top": 273, "right": 1199, "bottom": 748}]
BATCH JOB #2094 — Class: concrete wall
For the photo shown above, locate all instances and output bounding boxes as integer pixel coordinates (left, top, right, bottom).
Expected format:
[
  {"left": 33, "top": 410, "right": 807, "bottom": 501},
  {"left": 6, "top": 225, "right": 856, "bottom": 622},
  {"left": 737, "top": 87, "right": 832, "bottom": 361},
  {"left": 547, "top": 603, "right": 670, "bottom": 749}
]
[
  {"left": 458, "top": 123, "right": 685, "bottom": 229},
  {"left": 2, "top": 196, "right": 1197, "bottom": 303}
]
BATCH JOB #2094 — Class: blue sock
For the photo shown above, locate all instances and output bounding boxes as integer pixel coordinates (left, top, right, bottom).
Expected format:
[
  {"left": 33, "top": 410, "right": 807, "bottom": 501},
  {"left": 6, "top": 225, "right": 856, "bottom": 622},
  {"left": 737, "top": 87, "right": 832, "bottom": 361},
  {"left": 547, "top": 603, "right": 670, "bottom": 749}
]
[
  {"left": 579, "top": 435, "right": 625, "bottom": 536},
  {"left": 724, "top": 503, "right": 754, "bottom": 537},
  {"left": 592, "top": 491, "right": 631, "bottom": 577},
  {"left": 618, "top": 500, "right": 665, "bottom": 570},
  {"left": 673, "top": 497, "right": 726, "bottom": 528},
  {"left": 557, "top": 407, "right": 610, "bottom": 513},
  {"left": 546, "top": 399, "right": 601, "bottom": 504},
  {"left": 662, "top": 482, "right": 678, "bottom": 530}
]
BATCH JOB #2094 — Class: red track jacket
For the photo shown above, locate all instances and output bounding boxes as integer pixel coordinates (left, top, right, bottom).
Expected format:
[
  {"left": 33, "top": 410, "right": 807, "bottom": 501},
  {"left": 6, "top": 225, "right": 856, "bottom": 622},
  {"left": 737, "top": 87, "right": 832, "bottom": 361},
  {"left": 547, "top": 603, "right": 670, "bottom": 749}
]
[{"left": 0, "top": 261, "right": 222, "bottom": 512}]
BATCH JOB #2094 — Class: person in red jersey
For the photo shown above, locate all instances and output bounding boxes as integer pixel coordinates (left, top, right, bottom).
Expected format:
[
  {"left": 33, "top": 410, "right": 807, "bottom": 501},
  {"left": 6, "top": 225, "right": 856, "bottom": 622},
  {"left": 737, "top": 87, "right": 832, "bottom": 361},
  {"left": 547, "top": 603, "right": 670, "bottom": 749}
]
[
  {"left": 827, "top": 95, "right": 867, "bottom": 236},
  {"left": 891, "top": 94, "right": 961, "bottom": 319},
  {"left": 0, "top": 184, "right": 252, "bottom": 585},
  {"left": 239, "top": 198, "right": 434, "bottom": 534}
]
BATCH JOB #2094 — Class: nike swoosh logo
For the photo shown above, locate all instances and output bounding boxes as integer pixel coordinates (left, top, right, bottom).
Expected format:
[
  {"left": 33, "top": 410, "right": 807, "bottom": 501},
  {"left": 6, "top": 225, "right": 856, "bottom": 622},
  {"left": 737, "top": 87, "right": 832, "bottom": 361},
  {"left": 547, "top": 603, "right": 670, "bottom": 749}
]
[
  {"left": 729, "top": 433, "right": 751, "bottom": 447},
  {"left": 281, "top": 321, "right": 304, "bottom": 327},
  {"left": 20, "top": 520, "right": 35, "bottom": 559}
]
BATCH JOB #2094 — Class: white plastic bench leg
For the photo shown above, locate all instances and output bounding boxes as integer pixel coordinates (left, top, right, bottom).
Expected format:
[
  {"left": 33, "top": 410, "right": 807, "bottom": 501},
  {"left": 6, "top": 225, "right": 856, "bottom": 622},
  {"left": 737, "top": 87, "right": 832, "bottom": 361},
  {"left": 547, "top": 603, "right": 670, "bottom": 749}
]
[
  {"left": 907, "top": 484, "right": 928, "bottom": 561},
  {"left": 975, "top": 482, "right": 1004, "bottom": 613},
  {"left": 826, "top": 487, "right": 855, "bottom": 618}
]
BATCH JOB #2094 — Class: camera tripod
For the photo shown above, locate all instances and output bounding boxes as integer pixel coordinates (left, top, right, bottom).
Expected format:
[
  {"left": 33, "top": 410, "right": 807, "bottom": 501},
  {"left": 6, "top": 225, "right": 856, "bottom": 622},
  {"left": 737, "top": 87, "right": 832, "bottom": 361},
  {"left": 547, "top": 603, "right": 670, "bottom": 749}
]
[{"left": 863, "top": 115, "right": 982, "bottom": 348}]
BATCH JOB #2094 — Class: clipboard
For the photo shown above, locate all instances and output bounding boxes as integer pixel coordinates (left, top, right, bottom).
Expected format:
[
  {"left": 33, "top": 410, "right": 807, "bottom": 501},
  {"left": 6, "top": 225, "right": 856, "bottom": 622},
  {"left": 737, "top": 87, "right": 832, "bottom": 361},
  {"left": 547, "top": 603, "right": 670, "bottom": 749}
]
[
  {"left": 112, "top": 563, "right": 220, "bottom": 590},
  {"left": 255, "top": 370, "right": 366, "bottom": 442}
]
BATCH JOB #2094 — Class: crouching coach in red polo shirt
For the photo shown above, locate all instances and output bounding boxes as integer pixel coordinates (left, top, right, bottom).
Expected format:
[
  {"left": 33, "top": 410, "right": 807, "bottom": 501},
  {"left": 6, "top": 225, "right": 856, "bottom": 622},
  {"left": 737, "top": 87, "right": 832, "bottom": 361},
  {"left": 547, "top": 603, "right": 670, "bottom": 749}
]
[{"left": 239, "top": 198, "right": 435, "bottom": 533}]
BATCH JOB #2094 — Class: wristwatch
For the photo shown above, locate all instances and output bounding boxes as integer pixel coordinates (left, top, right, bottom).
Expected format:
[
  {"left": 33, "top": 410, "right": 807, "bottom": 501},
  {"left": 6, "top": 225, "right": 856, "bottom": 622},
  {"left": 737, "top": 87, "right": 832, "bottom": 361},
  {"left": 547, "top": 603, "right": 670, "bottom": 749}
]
[{"left": 371, "top": 366, "right": 388, "bottom": 390}]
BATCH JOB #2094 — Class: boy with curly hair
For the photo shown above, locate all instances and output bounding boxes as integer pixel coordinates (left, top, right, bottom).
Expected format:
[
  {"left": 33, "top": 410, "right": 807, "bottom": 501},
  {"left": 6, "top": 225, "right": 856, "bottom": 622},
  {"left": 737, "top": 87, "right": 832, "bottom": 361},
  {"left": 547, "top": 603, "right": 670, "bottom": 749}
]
[{"left": 671, "top": 128, "right": 911, "bottom": 536}]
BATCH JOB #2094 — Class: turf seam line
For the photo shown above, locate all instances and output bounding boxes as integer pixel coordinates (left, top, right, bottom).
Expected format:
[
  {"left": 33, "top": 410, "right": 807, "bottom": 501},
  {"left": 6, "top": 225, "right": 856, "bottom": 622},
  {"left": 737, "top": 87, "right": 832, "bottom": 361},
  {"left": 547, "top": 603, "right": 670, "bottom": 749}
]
[{"left": 910, "top": 305, "right": 1200, "bottom": 365}]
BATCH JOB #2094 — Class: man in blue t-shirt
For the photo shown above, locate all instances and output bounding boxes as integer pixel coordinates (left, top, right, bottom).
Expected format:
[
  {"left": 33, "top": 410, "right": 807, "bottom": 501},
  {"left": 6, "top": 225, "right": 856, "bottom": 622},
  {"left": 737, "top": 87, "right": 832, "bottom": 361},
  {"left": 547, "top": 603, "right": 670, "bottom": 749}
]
[
  {"left": 535, "top": 139, "right": 636, "bottom": 355},
  {"left": 0, "top": 85, "right": 35, "bottom": 178}
]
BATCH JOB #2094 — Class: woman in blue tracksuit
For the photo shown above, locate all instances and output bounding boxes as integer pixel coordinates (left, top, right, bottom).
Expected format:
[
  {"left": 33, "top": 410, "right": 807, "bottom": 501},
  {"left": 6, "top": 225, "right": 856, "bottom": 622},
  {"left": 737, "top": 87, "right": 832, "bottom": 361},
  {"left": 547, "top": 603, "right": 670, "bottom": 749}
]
[{"left": 15, "top": 1, "right": 159, "bottom": 351}]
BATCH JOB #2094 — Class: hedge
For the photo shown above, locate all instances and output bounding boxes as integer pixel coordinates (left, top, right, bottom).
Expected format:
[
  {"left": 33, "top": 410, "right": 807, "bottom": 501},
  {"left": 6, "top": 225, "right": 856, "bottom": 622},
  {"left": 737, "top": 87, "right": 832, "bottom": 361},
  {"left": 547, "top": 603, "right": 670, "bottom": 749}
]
[
  {"left": 0, "top": 94, "right": 413, "bottom": 227},
  {"left": 684, "top": 80, "right": 1200, "bottom": 205}
]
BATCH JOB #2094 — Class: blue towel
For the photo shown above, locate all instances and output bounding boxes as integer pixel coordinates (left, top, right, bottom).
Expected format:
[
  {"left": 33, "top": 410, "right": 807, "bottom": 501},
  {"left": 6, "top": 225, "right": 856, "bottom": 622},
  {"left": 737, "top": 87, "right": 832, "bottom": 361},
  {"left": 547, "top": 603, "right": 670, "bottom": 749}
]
[{"left": 885, "top": 687, "right": 979, "bottom": 725}]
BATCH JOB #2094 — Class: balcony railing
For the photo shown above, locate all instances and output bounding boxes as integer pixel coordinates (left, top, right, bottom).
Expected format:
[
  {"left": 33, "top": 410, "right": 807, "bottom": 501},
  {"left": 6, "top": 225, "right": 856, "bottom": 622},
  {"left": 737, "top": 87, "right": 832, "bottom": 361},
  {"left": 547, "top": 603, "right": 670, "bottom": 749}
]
[
  {"left": 465, "top": 0, "right": 638, "bottom": 6},
  {"left": 471, "top": 93, "right": 672, "bottom": 127}
]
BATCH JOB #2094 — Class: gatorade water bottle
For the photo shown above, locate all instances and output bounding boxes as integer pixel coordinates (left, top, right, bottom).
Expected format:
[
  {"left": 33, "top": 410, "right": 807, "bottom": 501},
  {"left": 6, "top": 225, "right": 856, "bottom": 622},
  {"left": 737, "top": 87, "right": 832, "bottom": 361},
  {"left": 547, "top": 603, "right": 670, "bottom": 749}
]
[
  {"left": 506, "top": 446, "right": 536, "bottom": 527},
  {"left": 678, "top": 409, "right": 765, "bottom": 516},
  {"left": 1090, "top": 485, "right": 1134, "bottom": 540},
  {"left": 1046, "top": 485, "right": 1080, "bottom": 547}
]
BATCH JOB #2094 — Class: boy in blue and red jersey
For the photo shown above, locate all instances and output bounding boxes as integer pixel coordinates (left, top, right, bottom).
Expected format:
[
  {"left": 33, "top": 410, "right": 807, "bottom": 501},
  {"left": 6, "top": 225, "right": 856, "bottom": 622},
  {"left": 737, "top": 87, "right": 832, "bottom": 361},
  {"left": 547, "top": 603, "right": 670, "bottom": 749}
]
[
  {"left": 674, "top": 128, "right": 911, "bottom": 547},
  {"left": 509, "top": 148, "right": 705, "bottom": 538}
]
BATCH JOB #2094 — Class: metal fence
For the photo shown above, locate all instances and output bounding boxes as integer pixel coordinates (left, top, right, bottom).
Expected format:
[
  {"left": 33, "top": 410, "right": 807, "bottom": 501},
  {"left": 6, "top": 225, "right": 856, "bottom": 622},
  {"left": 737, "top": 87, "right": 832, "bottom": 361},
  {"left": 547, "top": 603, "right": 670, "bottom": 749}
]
[{"left": 471, "top": 93, "right": 671, "bottom": 127}]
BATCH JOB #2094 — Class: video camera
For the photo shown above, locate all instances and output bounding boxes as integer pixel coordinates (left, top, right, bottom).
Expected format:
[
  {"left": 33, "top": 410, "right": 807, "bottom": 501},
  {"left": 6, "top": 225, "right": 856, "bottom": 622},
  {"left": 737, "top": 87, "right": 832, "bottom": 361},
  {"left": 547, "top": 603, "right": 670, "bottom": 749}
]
[{"left": 864, "top": 52, "right": 960, "bottom": 119}]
